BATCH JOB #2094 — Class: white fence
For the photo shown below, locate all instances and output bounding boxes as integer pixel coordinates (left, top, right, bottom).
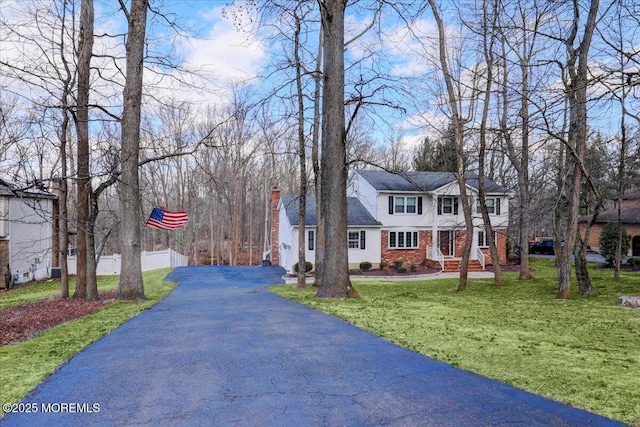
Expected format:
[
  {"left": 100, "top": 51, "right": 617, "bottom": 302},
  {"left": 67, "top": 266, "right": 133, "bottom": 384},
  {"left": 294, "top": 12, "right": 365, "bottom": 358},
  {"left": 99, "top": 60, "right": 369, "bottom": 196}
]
[{"left": 67, "top": 249, "right": 188, "bottom": 276}]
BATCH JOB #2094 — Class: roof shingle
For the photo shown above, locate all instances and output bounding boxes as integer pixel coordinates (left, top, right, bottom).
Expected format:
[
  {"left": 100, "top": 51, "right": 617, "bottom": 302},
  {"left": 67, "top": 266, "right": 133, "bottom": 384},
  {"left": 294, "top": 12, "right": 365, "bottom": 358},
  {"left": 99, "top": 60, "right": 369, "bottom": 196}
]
[{"left": 281, "top": 196, "right": 381, "bottom": 227}]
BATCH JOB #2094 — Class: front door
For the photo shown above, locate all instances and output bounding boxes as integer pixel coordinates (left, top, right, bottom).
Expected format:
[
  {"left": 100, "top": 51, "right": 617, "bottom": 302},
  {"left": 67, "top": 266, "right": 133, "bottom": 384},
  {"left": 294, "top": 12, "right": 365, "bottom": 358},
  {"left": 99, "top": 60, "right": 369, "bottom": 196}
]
[
  {"left": 633, "top": 236, "right": 640, "bottom": 257},
  {"left": 438, "top": 230, "right": 454, "bottom": 256}
]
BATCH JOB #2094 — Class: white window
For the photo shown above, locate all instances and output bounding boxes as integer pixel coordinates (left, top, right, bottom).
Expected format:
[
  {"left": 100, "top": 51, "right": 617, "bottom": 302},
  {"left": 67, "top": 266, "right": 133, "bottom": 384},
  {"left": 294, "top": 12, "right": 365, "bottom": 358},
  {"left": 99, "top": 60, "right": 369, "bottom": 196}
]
[
  {"left": 477, "top": 197, "right": 501, "bottom": 215},
  {"left": 347, "top": 230, "right": 366, "bottom": 249},
  {"left": 389, "top": 196, "right": 422, "bottom": 215},
  {"left": 438, "top": 197, "right": 458, "bottom": 215},
  {"left": 406, "top": 197, "right": 416, "bottom": 214},
  {"left": 388, "top": 231, "right": 419, "bottom": 249},
  {"left": 348, "top": 231, "right": 360, "bottom": 248},
  {"left": 478, "top": 230, "right": 498, "bottom": 248}
]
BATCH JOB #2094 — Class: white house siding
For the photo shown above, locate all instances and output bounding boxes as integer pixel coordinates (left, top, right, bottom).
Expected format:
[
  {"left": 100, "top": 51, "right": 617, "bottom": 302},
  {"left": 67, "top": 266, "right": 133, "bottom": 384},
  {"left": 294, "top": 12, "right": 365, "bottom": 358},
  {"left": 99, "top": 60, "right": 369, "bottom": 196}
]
[
  {"left": 8, "top": 197, "right": 53, "bottom": 284},
  {"left": 348, "top": 174, "right": 379, "bottom": 218},
  {"left": 284, "top": 226, "right": 382, "bottom": 273},
  {"left": 278, "top": 201, "right": 294, "bottom": 272}
]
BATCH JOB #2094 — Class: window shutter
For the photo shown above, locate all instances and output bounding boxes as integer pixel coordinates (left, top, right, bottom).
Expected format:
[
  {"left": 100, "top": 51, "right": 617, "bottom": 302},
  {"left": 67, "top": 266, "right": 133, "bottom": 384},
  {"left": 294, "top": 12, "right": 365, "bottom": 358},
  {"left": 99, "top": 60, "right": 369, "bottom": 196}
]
[
  {"left": 308, "top": 230, "right": 314, "bottom": 251},
  {"left": 437, "top": 197, "right": 442, "bottom": 215},
  {"left": 454, "top": 198, "right": 459, "bottom": 215},
  {"left": 417, "top": 197, "right": 423, "bottom": 214},
  {"left": 360, "top": 230, "right": 366, "bottom": 250},
  {"left": 389, "top": 231, "right": 396, "bottom": 248},
  {"left": 389, "top": 196, "right": 394, "bottom": 214},
  {"left": 413, "top": 232, "right": 419, "bottom": 248},
  {"left": 496, "top": 198, "right": 501, "bottom": 215}
]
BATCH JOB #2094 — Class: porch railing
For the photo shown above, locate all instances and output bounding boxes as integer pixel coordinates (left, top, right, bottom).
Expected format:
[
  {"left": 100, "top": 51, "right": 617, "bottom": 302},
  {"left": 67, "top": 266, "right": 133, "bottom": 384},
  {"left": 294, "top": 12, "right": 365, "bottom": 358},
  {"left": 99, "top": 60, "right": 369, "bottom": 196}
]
[
  {"left": 475, "top": 247, "right": 486, "bottom": 270},
  {"left": 427, "top": 246, "right": 445, "bottom": 271}
]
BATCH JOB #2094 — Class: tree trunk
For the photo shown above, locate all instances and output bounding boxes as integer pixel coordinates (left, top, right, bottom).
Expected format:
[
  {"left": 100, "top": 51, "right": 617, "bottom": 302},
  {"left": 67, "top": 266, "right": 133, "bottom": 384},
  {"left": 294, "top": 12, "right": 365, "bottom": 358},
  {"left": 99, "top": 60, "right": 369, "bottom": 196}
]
[
  {"left": 294, "top": 7, "right": 307, "bottom": 290},
  {"left": 316, "top": 0, "right": 357, "bottom": 299},
  {"left": 478, "top": 0, "right": 503, "bottom": 286},
  {"left": 117, "top": 0, "right": 148, "bottom": 301},
  {"left": 557, "top": 0, "right": 599, "bottom": 299},
  {"left": 576, "top": 229, "right": 596, "bottom": 296},
  {"left": 312, "top": 26, "right": 323, "bottom": 288},
  {"left": 74, "top": 0, "right": 94, "bottom": 300},
  {"left": 427, "top": 0, "right": 473, "bottom": 291}
]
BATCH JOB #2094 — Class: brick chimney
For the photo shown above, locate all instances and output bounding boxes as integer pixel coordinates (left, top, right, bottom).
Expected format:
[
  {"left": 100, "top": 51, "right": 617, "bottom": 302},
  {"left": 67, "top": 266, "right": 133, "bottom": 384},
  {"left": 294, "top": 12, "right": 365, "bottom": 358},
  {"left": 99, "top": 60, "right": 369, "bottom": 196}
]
[{"left": 270, "top": 187, "right": 281, "bottom": 265}]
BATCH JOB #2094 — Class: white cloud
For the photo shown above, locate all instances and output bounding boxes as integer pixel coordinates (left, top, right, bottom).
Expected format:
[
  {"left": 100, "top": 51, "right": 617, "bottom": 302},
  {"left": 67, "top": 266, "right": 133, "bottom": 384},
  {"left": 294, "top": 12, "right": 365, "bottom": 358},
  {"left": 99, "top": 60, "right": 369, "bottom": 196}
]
[{"left": 175, "top": 5, "right": 266, "bottom": 104}]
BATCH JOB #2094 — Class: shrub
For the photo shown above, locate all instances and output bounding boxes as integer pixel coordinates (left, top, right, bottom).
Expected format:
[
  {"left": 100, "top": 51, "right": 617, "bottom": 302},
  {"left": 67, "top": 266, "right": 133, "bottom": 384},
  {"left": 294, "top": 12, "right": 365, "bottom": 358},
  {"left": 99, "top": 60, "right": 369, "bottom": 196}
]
[
  {"left": 409, "top": 264, "right": 417, "bottom": 272},
  {"left": 393, "top": 260, "right": 403, "bottom": 270},
  {"left": 293, "top": 261, "right": 313, "bottom": 273},
  {"left": 397, "top": 266, "right": 407, "bottom": 273},
  {"left": 598, "top": 223, "right": 630, "bottom": 264},
  {"left": 379, "top": 261, "right": 388, "bottom": 269},
  {"left": 359, "top": 261, "right": 372, "bottom": 272},
  {"left": 627, "top": 257, "right": 640, "bottom": 266},
  {"left": 348, "top": 268, "right": 362, "bottom": 275}
]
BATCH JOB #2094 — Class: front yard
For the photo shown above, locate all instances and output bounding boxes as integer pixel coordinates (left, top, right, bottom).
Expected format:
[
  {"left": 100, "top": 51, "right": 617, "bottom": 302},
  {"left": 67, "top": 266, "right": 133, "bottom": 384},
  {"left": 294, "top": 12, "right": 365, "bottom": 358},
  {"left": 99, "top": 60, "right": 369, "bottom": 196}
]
[
  {"left": 0, "top": 269, "right": 176, "bottom": 411},
  {"left": 272, "top": 259, "right": 640, "bottom": 425}
]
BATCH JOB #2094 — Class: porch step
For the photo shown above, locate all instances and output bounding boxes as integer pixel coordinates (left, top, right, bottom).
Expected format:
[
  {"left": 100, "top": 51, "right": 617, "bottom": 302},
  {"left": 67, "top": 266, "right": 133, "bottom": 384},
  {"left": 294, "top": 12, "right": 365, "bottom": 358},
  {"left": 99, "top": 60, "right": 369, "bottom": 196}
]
[{"left": 442, "top": 259, "right": 484, "bottom": 273}]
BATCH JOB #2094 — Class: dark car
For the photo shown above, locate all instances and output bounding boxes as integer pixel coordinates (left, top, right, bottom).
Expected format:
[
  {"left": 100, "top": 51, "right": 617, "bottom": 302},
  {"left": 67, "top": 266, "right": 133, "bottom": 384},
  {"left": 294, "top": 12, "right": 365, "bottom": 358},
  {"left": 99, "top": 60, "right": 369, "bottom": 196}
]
[{"left": 529, "top": 240, "right": 556, "bottom": 255}]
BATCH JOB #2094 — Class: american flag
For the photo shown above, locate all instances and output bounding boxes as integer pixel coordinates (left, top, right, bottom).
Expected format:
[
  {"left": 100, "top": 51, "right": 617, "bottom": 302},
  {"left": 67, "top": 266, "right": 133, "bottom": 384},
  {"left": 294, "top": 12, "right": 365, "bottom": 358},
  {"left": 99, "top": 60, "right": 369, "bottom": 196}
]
[{"left": 145, "top": 207, "right": 188, "bottom": 230}]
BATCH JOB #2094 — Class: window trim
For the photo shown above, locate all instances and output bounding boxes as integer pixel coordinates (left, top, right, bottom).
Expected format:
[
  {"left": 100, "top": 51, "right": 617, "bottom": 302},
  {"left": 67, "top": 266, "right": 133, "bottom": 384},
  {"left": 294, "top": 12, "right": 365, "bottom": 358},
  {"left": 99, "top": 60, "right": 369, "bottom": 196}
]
[
  {"left": 388, "top": 231, "right": 420, "bottom": 249},
  {"left": 438, "top": 196, "right": 459, "bottom": 215},
  {"left": 476, "top": 197, "right": 501, "bottom": 215},
  {"left": 478, "top": 230, "right": 498, "bottom": 248},
  {"left": 346, "top": 229, "right": 366, "bottom": 250},
  {"left": 389, "top": 195, "right": 423, "bottom": 215}
]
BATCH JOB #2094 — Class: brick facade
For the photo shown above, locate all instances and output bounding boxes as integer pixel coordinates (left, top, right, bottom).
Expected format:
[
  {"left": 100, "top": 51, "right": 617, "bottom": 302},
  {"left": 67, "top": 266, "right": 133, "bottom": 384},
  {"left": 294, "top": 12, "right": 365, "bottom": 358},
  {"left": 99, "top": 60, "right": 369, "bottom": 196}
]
[
  {"left": 270, "top": 188, "right": 280, "bottom": 265},
  {"left": 479, "top": 230, "right": 508, "bottom": 265},
  {"left": 381, "top": 230, "right": 432, "bottom": 266},
  {"left": 381, "top": 228, "right": 508, "bottom": 268}
]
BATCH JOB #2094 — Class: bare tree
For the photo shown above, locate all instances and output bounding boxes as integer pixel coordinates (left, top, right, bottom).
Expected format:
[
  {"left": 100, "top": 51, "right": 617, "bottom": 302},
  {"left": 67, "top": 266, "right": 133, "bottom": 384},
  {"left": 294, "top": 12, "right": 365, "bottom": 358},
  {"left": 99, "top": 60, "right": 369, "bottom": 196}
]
[
  {"left": 426, "top": 0, "right": 475, "bottom": 291},
  {"left": 117, "top": 0, "right": 148, "bottom": 300},
  {"left": 475, "top": 0, "right": 503, "bottom": 286},
  {"left": 555, "top": 0, "right": 600, "bottom": 299}
]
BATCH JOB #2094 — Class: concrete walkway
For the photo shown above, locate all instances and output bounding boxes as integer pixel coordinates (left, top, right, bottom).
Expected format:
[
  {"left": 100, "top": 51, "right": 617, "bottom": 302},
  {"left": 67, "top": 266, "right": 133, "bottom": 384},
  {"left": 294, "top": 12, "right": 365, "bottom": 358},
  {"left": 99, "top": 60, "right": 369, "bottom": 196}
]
[{"left": 1, "top": 266, "right": 623, "bottom": 426}]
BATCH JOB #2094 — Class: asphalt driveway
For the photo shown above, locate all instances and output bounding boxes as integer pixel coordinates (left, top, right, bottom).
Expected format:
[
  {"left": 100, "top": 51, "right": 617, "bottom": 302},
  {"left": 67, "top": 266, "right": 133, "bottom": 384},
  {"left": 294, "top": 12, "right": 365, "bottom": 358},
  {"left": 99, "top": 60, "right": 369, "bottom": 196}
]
[{"left": 1, "top": 266, "right": 623, "bottom": 426}]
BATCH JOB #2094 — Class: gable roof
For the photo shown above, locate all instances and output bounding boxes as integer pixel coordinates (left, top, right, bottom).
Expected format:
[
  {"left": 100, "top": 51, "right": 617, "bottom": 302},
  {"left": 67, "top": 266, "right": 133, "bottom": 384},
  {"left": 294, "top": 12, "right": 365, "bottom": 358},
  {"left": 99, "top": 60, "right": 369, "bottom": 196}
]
[
  {"left": 281, "top": 195, "right": 381, "bottom": 227},
  {"left": 357, "top": 170, "right": 510, "bottom": 194}
]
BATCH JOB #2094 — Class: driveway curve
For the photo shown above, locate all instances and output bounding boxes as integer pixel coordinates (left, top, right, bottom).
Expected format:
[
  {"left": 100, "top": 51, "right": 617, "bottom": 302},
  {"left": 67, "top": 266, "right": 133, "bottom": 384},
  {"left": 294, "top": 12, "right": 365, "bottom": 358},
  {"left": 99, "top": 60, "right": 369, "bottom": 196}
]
[{"left": 1, "top": 266, "right": 623, "bottom": 426}]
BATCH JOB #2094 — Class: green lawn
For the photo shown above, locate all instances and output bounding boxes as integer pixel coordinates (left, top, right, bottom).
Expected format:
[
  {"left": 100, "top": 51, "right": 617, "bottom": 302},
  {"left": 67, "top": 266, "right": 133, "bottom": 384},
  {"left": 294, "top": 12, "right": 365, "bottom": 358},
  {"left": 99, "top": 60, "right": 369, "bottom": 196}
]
[
  {"left": 272, "top": 259, "right": 640, "bottom": 425},
  {"left": 0, "top": 269, "right": 176, "bottom": 410}
]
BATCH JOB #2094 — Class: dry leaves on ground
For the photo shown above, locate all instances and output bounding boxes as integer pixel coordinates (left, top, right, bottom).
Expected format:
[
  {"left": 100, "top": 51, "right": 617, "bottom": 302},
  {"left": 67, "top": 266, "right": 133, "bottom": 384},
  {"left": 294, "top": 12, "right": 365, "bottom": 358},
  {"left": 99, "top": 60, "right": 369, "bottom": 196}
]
[{"left": 0, "top": 291, "right": 116, "bottom": 346}]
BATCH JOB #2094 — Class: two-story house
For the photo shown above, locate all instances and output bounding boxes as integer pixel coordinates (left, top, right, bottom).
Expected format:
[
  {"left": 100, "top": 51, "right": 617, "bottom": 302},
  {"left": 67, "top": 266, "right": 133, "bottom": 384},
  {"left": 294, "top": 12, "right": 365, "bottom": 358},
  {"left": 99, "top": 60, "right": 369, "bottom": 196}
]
[{"left": 270, "top": 170, "right": 512, "bottom": 273}]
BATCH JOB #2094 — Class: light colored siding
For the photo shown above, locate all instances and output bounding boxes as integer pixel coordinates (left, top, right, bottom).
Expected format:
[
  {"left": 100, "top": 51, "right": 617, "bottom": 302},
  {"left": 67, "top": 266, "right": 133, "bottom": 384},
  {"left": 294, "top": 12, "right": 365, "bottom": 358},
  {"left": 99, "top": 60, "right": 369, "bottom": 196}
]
[
  {"left": 349, "top": 174, "right": 378, "bottom": 218},
  {"left": 8, "top": 197, "right": 53, "bottom": 283}
]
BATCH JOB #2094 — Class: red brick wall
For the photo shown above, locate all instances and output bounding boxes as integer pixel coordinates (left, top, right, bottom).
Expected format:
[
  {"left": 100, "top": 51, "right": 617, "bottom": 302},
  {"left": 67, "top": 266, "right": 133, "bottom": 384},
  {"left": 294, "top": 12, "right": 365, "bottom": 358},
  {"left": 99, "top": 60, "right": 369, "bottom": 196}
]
[
  {"left": 270, "top": 189, "right": 280, "bottom": 265},
  {"left": 381, "top": 230, "right": 432, "bottom": 266},
  {"left": 479, "top": 230, "right": 508, "bottom": 264}
]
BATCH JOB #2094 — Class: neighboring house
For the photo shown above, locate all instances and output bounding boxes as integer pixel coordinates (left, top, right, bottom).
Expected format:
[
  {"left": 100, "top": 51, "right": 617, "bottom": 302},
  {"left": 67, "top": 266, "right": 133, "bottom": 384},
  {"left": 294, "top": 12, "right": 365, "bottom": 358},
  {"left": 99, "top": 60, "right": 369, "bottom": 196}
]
[
  {"left": 581, "top": 191, "right": 640, "bottom": 257},
  {"left": 270, "top": 170, "right": 512, "bottom": 273},
  {"left": 0, "top": 179, "right": 57, "bottom": 286}
]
